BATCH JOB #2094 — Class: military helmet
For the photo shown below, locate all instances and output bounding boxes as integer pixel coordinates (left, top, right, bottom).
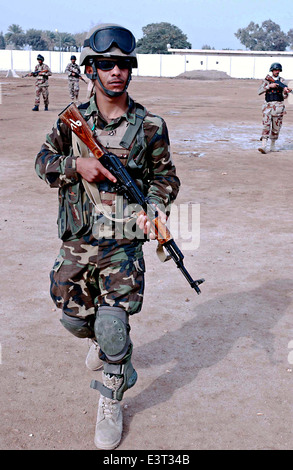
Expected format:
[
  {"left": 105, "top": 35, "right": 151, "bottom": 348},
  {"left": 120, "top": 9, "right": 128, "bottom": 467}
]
[
  {"left": 80, "top": 23, "right": 137, "bottom": 68},
  {"left": 71, "top": 55, "right": 77, "bottom": 60},
  {"left": 37, "top": 54, "right": 44, "bottom": 61},
  {"left": 270, "top": 62, "right": 282, "bottom": 72}
]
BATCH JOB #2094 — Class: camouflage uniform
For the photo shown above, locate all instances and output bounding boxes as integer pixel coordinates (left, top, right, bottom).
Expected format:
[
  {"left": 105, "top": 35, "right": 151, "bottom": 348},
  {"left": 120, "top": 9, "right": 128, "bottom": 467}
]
[
  {"left": 258, "top": 76, "right": 288, "bottom": 141},
  {"left": 65, "top": 62, "right": 81, "bottom": 100},
  {"left": 33, "top": 63, "right": 52, "bottom": 107},
  {"left": 35, "top": 94, "right": 180, "bottom": 323}
]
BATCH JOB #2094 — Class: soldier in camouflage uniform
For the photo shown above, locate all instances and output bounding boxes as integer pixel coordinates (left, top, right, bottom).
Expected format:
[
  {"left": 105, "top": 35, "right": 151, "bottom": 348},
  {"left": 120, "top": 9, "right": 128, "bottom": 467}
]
[
  {"left": 31, "top": 54, "right": 52, "bottom": 111},
  {"left": 65, "top": 55, "right": 81, "bottom": 101},
  {"left": 258, "top": 62, "right": 291, "bottom": 153},
  {"left": 35, "top": 24, "right": 180, "bottom": 450}
]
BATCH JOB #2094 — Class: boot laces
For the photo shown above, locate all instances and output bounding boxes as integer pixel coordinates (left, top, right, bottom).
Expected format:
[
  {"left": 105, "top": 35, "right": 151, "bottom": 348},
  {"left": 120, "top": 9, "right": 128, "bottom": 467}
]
[{"left": 101, "top": 397, "right": 118, "bottom": 419}]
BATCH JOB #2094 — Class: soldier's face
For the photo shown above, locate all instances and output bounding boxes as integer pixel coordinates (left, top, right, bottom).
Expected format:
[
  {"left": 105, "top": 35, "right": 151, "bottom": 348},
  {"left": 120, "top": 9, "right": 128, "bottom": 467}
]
[
  {"left": 96, "top": 60, "right": 129, "bottom": 95},
  {"left": 272, "top": 69, "right": 280, "bottom": 77}
]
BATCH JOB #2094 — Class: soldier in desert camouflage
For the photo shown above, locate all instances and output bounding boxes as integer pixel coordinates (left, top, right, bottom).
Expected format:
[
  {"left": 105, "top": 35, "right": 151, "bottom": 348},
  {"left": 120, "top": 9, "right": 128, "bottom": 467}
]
[
  {"left": 65, "top": 55, "right": 82, "bottom": 101},
  {"left": 258, "top": 62, "right": 291, "bottom": 153},
  {"left": 35, "top": 24, "right": 180, "bottom": 450},
  {"left": 31, "top": 54, "right": 52, "bottom": 111}
]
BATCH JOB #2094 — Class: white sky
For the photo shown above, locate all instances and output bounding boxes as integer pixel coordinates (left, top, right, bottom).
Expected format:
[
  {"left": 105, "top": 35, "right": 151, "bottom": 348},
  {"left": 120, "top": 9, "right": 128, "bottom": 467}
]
[{"left": 1, "top": 0, "right": 293, "bottom": 50}]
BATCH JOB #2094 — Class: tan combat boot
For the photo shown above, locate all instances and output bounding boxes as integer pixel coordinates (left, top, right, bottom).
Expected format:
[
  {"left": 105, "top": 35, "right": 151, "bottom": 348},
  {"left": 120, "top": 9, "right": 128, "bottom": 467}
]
[
  {"left": 258, "top": 138, "right": 268, "bottom": 154},
  {"left": 94, "top": 372, "right": 123, "bottom": 450},
  {"left": 270, "top": 139, "right": 277, "bottom": 152},
  {"left": 85, "top": 339, "right": 103, "bottom": 371}
]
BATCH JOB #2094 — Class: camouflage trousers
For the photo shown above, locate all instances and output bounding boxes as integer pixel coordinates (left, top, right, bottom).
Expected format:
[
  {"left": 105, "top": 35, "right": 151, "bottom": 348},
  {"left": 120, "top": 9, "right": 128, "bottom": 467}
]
[
  {"left": 261, "top": 101, "right": 286, "bottom": 140},
  {"left": 68, "top": 79, "right": 79, "bottom": 100},
  {"left": 35, "top": 85, "right": 49, "bottom": 106},
  {"left": 50, "top": 234, "right": 145, "bottom": 320}
]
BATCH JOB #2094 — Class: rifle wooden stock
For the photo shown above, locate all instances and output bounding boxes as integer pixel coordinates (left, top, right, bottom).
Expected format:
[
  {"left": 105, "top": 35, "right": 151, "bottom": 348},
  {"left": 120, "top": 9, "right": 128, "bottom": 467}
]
[
  {"left": 59, "top": 102, "right": 105, "bottom": 158},
  {"left": 59, "top": 102, "right": 205, "bottom": 294}
]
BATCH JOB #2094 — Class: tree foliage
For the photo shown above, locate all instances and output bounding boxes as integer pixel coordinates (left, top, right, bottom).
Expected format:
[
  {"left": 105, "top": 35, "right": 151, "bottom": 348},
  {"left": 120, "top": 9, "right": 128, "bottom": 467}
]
[
  {"left": 3, "top": 20, "right": 293, "bottom": 53},
  {"left": 3, "top": 24, "right": 82, "bottom": 51},
  {"left": 235, "top": 20, "right": 289, "bottom": 51},
  {"left": 5, "top": 24, "right": 26, "bottom": 49},
  {"left": 26, "top": 29, "right": 48, "bottom": 51},
  {"left": 0, "top": 32, "right": 5, "bottom": 49},
  {"left": 136, "top": 22, "right": 191, "bottom": 54}
]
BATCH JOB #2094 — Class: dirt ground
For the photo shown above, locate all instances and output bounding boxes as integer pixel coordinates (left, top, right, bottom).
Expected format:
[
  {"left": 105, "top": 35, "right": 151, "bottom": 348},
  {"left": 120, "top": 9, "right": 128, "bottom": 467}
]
[{"left": 0, "top": 71, "right": 292, "bottom": 452}]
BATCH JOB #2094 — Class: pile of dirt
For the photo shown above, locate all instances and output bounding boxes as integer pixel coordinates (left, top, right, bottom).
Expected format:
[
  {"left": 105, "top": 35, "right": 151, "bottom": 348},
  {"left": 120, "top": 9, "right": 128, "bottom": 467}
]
[{"left": 175, "top": 69, "right": 232, "bottom": 80}]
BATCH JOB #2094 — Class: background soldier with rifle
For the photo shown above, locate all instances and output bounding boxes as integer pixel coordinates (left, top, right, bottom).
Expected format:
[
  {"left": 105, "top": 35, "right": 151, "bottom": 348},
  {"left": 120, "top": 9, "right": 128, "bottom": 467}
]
[
  {"left": 258, "top": 62, "right": 292, "bottom": 153},
  {"left": 35, "top": 23, "right": 203, "bottom": 450},
  {"left": 30, "top": 54, "right": 52, "bottom": 111},
  {"left": 65, "top": 54, "right": 86, "bottom": 102}
]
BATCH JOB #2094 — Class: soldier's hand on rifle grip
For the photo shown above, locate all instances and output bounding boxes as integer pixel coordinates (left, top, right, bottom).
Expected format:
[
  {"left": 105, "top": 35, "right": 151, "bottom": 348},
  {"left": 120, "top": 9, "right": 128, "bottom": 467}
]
[
  {"left": 76, "top": 157, "right": 117, "bottom": 184},
  {"left": 136, "top": 207, "right": 167, "bottom": 240}
]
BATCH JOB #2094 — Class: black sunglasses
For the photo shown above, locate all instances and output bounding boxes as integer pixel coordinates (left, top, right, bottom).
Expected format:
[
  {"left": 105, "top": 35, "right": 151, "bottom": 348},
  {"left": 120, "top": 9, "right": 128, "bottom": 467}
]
[
  {"left": 84, "top": 26, "right": 136, "bottom": 54},
  {"left": 96, "top": 59, "right": 132, "bottom": 71}
]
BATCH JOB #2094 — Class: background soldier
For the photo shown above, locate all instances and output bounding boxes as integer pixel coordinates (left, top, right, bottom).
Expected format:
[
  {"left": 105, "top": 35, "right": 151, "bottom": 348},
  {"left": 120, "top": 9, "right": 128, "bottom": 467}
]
[
  {"left": 35, "top": 24, "right": 180, "bottom": 450},
  {"left": 31, "top": 54, "right": 52, "bottom": 111},
  {"left": 258, "top": 62, "right": 291, "bottom": 153},
  {"left": 65, "top": 55, "right": 82, "bottom": 102}
]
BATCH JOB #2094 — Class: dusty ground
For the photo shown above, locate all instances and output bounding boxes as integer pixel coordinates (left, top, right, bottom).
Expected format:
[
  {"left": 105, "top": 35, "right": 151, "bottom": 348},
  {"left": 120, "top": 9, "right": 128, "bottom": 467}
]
[{"left": 0, "top": 71, "right": 292, "bottom": 452}]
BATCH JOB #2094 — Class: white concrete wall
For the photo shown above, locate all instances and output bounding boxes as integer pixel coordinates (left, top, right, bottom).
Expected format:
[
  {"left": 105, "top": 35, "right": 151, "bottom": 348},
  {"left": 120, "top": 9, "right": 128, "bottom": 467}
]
[
  {"left": 168, "top": 49, "right": 293, "bottom": 79},
  {"left": 1, "top": 49, "right": 293, "bottom": 79}
]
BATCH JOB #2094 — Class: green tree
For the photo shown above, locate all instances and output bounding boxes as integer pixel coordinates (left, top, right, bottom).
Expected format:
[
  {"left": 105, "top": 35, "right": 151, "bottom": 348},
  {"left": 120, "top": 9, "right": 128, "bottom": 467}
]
[
  {"left": 42, "top": 30, "right": 57, "bottom": 51},
  {"left": 5, "top": 24, "right": 26, "bottom": 49},
  {"left": 0, "top": 31, "right": 5, "bottom": 49},
  {"left": 26, "top": 29, "right": 49, "bottom": 50},
  {"left": 287, "top": 28, "right": 293, "bottom": 49},
  {"left": 235, "top": 20, "right": 289, "bottom": 51},
  {"left": 136, "top": 22, "right": 191, "bottom": 54},
  {"left": 74, "top": 31, "right": 87, "bottom": 51},
  {"left": 56, "top": 32, "right": 76, "bottom": 51}
]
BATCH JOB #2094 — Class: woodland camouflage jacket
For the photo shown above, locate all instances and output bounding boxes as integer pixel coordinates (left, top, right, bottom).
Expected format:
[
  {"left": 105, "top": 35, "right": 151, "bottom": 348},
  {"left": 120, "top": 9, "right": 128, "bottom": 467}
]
[{"left": 35, "top": 94, "right": 180, "bottom": 241}]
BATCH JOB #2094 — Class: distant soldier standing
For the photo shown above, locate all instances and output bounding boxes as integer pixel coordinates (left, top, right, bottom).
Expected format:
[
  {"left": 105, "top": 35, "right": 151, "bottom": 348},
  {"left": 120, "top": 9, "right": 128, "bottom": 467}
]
[
  {"left": 65, "top": 55, "right": 82, "bottom": 101},
  {"left": 258, "top": 62, "right": 291, "bottom": 153},
  {"left": 31, "top": 54, "right": 52, "bottom": 111}
]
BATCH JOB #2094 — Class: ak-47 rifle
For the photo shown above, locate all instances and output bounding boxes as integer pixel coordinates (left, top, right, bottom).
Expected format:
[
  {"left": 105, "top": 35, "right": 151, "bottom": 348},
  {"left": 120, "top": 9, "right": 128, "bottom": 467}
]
[
  {"left": 59, "top": 102, "right": 205, "bottom": 294},
  {"left": 70, "top": 71, "right": 87, "bottom": 83},
  {"left": 22, "top": 69, "right": 49, "bottom": 78},
  {"left": 265, "top": 74, "right": 293, "bottom": 94}
]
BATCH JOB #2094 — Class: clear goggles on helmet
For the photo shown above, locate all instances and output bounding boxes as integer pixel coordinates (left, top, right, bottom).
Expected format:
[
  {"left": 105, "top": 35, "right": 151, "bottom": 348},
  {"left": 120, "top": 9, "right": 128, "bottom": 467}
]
[{"left": 83, "top": 26, "right": 136, "bottom": 54}]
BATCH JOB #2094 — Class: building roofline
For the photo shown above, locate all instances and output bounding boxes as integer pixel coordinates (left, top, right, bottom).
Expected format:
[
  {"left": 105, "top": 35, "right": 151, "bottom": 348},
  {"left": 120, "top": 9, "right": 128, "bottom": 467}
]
[{"left": 168, "top": 48, "right": 293, "bottom": 57}]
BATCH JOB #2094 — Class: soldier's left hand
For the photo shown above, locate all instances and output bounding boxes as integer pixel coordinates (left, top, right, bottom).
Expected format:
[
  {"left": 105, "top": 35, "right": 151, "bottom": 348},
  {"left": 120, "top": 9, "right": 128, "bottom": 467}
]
[{"left": 136, "top": 206, "right": 167, "bottom": 240}]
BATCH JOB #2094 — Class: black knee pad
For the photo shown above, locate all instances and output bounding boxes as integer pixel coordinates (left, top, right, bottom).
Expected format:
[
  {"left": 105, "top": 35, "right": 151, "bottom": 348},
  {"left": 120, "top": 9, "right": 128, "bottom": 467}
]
[
  {"left": 60, "top": 312, "right": 95, "bottom": 338},
  {"left": 94, "top": 306, "right": 130, "bottom": 363}
]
